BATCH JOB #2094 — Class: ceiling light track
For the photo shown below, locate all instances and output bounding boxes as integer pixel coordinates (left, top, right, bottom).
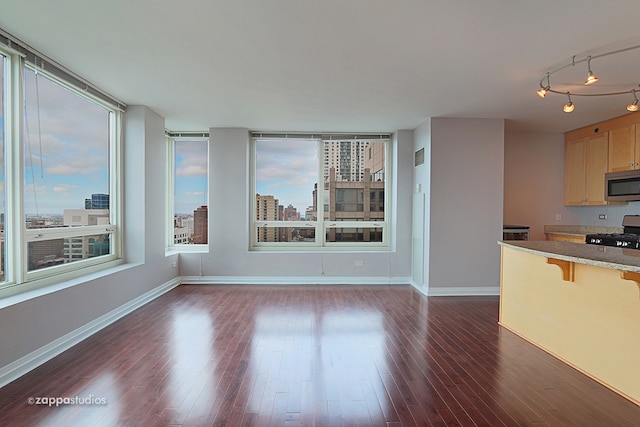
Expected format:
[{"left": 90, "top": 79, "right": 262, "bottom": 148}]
[{"left": 537, "top": 43, "right": 640, "bottom": 113}]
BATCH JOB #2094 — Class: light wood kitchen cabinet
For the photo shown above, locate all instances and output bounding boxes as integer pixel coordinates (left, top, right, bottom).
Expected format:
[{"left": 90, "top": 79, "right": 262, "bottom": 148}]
[
  {"left": 608, "top": 124, "right": 639, "bottom": 172},
  {"left": 545, "top": 233, "right": 585, "bottom": 243},
  {"left": 564, "top": 132, "right": 609, "bottom": 205}
]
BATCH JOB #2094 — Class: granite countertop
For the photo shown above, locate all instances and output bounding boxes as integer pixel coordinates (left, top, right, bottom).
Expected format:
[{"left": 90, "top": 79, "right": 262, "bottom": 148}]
[
  {"left": 498, "top": 240, "right": 640, "bottom": 273},
  {"left": 543, "top": 225, "right": 623, "bottom": 236}
]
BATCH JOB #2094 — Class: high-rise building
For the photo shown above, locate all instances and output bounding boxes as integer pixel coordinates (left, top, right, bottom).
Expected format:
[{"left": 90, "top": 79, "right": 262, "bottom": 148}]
[
  {"left": 325, "top": 167, "right": 384, "bottom": 242},
  {"left": 85, "top": 193, "right": 109, "bottom": 209},
  {"left": 62, "top": 208, "right": 110, "bottom": 263},
  {"left": 256, "top": 194, "right": 280, "bottom": 242},
  {"left": 323, "top": 140, "right": 367, "bottom": 182},
  {"left": 193, "top": 206, "right": 208, "bottom": 244}
]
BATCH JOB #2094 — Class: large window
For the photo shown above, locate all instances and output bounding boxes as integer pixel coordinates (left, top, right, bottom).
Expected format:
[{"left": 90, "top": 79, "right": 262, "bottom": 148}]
[
  {"left": 251, "top": 133, "right": 390, "bottom": 249},
  {"left": 0, "top": 43, "right": 122, "bottom": 292},
  {"left": 167, "top": 135, "right": 209, "bottom": 249}
]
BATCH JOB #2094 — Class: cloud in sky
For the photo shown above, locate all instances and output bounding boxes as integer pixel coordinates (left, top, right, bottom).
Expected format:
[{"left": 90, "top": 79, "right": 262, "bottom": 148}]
[
  {"left": 174, "top": 140, "right": 208, "bottom": 214},
  {"left": 23, "top": 68, "right": 110, "bottom": 214},
  {"left": 255, "top": 138, "right": 318, "bottom": 213}
]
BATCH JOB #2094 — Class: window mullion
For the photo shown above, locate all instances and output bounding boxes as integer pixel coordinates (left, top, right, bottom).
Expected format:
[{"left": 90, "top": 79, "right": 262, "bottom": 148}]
[
  {"left": 7, "top": 53, "right": 25, "bottom": 284},
  {"left": 317, "top": 139, "right": 325, "bottom": 247}
]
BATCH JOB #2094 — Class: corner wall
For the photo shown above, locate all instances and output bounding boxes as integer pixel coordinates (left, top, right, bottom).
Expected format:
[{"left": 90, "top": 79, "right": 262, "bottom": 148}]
[
  {"left": 414, "top": 118, "right": 504, "bottom": 295},
  {"left": 0, "top": 106, "right": 179, "bottom": 382}
]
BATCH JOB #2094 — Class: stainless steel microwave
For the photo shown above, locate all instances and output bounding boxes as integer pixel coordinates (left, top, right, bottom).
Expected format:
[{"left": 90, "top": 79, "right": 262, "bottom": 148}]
[{"left": 605, "top": 169, "right": 640, "bottom": 201}]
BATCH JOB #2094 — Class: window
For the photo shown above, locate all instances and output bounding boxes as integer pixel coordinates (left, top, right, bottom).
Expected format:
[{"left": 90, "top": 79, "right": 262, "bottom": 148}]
[
  {"left": 167, "top": 135, "right": 208, "bottom": 249},
  {"left": 0, "top": 40, "right": 123, "bottom": 292},
  {"left": 22, "top": 66, "right": 118, "bottom": 279},
  {"left": 251, "top": 133, "right": 390, "bottom": 249}
]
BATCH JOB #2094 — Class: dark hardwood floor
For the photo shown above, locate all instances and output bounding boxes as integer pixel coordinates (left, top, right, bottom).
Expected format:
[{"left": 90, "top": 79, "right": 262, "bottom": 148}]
[{"left": 1, "top": 284, "right": 639, "bottom": 426}]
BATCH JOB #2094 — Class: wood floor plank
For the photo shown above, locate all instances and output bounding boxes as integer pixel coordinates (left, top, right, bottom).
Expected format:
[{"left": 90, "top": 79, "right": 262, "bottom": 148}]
[{"left": 1, "top": 284, "right": 640, "bottom": 426}]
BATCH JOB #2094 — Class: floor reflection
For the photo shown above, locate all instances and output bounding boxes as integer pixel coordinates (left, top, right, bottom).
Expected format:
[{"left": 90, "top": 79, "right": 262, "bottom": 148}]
[
  {"left": 167, "top": 305, "right": 215, "bottom": 424},
  {"left": 248, "top": 306, "right": 388, "bottom": 424}
]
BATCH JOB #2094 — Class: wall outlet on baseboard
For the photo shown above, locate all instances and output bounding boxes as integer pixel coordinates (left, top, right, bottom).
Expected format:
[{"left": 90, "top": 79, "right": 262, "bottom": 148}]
[{"left": 598, "top": 214, "right": 607, "bottom": 220}]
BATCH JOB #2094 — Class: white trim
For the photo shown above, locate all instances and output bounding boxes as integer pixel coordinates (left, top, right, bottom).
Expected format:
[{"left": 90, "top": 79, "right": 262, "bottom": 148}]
[
  {"left": 181, "top": 275, "right": 411, "bottom": 286},
  {"left": 0, "top": 277, "right": 180, "bottom": 388}
]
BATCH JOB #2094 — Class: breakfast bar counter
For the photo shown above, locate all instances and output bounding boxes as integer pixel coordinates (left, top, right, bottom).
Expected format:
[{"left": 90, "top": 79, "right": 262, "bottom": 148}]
[{"left": 499, "top": 240, "right": 640, "bottom": 406}]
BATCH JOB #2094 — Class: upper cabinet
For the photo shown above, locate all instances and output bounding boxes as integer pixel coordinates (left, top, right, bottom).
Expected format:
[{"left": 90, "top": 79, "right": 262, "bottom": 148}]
[
  {"left": 608, "top": 124, "right": 638, "bottom": 172},
  {"left": 564, "top": 132, "right": 609, "bottom": 206},
  {"left": 564, "top": 113, "right": 640, "bottom": 206}
]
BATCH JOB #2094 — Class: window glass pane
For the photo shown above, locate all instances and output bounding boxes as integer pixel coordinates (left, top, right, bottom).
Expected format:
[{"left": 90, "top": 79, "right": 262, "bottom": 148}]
[
  {"left": 255, "top": 138, "right": 318, "bottom": 222},
  {"left": 326, "top": 227, "right": 383, "bottom": 243},
  {"left": 0, "top": 54, "right": 5, "bottom": 281},
  {"left": 256, "top": 226, "right": 316, "bottom": 243},
  {"left": 23, "top": 68, "right": 110, "bottom": 228},
  {"left": 28, "top": 233, "right": 111, "bottom": 272},
  {"left": 173, "top": 140, "right": 208, "bottom": 244},
  {"left": 325, "top": 140, "right": 385, "bottom": 222}
]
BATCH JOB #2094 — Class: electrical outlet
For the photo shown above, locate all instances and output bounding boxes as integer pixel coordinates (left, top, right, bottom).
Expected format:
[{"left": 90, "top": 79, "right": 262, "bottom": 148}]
[
  {"left": 355, "top": 260, "right": 364, "bottom": 267},
  {"left": 555, "top": 213, "right": 562, "bottom": 221},
  {"left": 172, "top": 261, "right": 177, "bottom": 268},
  {"left": 598, "top": 214, "right": 607, "bottom": 220}
]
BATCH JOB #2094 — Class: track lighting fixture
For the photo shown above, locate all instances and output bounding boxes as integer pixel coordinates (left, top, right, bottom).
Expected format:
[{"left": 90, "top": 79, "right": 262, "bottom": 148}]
[
  {"left": 627, "top": 90, "right": 639, "bottom": 112},
  {"left": 584, "top": 56, "right": 598, "bottom": 85},
  {"left": 563, "top": 93, "right": 574, "bottom": 113},
  {"left": 537, "top": 44, "right": 640, "bottom": 114}
]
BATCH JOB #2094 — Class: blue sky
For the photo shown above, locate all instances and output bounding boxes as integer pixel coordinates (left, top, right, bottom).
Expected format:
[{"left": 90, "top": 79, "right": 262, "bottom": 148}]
[
  {"left": 174, "top": 140, "right": 208, "bottom": 215},
  {"left": 255, "top": 138, "right": 318, "bottom": 215}
]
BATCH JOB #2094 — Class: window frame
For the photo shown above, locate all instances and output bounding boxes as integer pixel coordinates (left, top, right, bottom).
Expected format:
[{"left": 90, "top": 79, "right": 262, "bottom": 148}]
[
  {"left": 250, "top": 133, "right": 391, "bottom": 251},
  {"left": 165, "top": 132, "right": 210, "bottom": 253},
  {"left": 0, "top": 44, "right": 124, "bottom": 294}
]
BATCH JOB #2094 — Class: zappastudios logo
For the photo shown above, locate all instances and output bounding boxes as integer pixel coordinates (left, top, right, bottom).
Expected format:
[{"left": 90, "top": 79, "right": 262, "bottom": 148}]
[{"left": 27, "top": 395, "right": 107, "bottom": 407}]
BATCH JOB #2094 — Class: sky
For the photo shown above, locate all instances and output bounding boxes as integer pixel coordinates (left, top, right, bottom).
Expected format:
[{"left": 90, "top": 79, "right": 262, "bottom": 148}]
[
  {"left": 23, "top": 67, "right": 110, "bottom": 216},
  {"left": 174, "top": 140, "right": 208, "bottom": 215},
  {"left": 255, "top": 138, "right": 318, "bottom": 215}
]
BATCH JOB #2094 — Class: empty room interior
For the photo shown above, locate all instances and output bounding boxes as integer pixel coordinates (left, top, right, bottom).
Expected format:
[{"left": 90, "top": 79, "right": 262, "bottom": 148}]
[{"left": 2, "top": 1, "right": 640, "bottom": 425}]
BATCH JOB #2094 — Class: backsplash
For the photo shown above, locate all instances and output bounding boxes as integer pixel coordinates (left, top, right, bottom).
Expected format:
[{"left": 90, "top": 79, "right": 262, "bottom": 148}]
[{"left": 571, "top": 202, "right": 640, "bottom": 226}]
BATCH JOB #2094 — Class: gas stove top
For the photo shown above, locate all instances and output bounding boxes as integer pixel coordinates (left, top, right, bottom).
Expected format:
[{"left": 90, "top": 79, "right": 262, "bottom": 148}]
[
  {"left": 585, "top": 215, "right": 640, "bottom": 249},
  {"left": 585, "top": 233, "right": 640, "bottom": 248}
]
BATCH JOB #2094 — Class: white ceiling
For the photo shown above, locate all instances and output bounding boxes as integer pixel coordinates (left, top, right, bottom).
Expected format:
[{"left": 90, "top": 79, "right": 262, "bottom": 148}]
[{"left": 1, "top": 0, "right": 640, "bottom": 134}]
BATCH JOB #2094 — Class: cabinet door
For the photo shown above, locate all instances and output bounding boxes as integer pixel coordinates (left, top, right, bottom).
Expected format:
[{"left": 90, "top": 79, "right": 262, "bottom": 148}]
[
  {"left": 609, "top": 125, "right": 636, "bottom": 172},
  {"left": 564, "top": 137, "right": 586, "bottom": 205},
  {"left": 585, "top": 132, "right": 609, "bottom": 205}
]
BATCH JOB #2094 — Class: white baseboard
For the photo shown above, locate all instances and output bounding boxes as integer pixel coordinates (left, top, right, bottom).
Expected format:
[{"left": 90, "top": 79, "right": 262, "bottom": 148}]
[
  {"left": 0, "top": 277, "right": 180, "bottom": 389},
  {"left": 180, "top": 275, "right": 412, "bottom": 286},
  {"left": 410, "top": 282, "right": 500, "bottom": 297}
]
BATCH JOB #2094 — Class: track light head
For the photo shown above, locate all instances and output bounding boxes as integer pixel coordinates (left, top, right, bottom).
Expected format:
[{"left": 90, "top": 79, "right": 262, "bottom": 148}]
[
  {"left": 563, "top": 102, "right": 575, "bottom": 113},
  {"left": 628, "top": 89, "right": 639, "bottom": 112},
  {"left": 537, "top": 73, "right": 551, "bottom": 98},
  {"left": 563, "top": 93, "right": 574, "bottom": 113},
  {"left": 585, "top": 56, "right": 598, "bottom": 85},
  {"left": 537, "top": 87, "right": 548, "bottom": 98}
]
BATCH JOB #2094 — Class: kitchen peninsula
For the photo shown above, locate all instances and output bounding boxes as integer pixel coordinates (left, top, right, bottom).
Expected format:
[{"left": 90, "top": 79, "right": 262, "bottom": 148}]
[{"left": 499, "top": 240, "right": 640, "bottom": 405}]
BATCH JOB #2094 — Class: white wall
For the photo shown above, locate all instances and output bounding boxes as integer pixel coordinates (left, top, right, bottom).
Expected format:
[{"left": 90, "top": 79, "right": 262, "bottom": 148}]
[
  {"left": 0, "top": 106, "right": 179, "bottom": 377},
  {"left": 414, "top": 118, "right": 505, "bottom": 295},
  {"left": 504, "top": 131, "right": 580, "bottom": 240},
  {"left": 179, "top": 128, "right": 413, "bottom": 283}
]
